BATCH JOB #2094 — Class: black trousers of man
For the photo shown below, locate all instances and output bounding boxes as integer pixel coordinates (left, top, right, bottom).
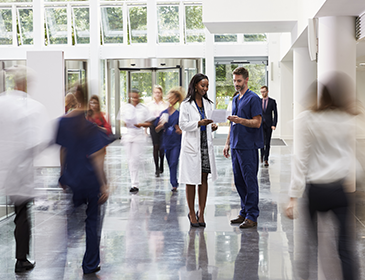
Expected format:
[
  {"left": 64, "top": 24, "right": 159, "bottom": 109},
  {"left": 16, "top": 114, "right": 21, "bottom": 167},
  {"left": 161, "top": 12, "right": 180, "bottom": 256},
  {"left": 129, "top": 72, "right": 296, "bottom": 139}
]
[
  {"left": 14, "top": 201, "right": 31, "bottom": 260},
  {"left": 260, "top": 124, "right": 272, "bottom": 161}
]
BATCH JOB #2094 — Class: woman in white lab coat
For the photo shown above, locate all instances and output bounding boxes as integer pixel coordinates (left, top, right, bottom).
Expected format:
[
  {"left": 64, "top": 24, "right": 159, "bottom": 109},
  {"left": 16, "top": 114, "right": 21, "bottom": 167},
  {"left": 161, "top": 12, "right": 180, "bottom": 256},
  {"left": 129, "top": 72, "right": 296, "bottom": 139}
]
[{"left": 179, "top": 73, "right": 218, "bottom": 227}]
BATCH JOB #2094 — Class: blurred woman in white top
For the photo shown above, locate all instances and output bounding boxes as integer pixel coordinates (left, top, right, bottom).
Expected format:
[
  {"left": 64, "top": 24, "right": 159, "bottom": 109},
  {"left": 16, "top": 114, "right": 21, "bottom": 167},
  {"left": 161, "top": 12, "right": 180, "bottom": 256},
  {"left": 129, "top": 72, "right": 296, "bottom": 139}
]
[
  {"left": 120, "top": 89, "right": 154, "bottom": 193},
  {"left": 148, "top": 85, "right": 168, "bottom": 177},
  {"left": 286, "top": 72, "right": 358, "bottom": 280}
]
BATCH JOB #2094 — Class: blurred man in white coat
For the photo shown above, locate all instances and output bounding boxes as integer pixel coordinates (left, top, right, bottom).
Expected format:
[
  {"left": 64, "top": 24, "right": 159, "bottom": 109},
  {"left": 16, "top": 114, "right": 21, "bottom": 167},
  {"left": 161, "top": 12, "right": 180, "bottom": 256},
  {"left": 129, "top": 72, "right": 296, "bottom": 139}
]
[{"left": 0, "top": 66, "right": 50, "bottom": 273}]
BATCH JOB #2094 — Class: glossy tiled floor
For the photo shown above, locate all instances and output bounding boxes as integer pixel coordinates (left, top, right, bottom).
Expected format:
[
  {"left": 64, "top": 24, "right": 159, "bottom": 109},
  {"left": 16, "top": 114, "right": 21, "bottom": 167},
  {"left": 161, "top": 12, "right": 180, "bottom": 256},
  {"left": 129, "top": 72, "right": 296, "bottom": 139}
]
[{"left": 0, "top": 139, "right": 364, "bottom": 280}]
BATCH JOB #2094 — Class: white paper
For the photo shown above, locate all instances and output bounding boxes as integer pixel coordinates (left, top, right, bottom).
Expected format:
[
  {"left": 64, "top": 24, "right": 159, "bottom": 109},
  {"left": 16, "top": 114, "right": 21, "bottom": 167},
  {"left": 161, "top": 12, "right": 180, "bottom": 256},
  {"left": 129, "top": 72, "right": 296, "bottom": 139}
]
[{"left": 207, "top": 110, "right": 230, "bottom": 123}]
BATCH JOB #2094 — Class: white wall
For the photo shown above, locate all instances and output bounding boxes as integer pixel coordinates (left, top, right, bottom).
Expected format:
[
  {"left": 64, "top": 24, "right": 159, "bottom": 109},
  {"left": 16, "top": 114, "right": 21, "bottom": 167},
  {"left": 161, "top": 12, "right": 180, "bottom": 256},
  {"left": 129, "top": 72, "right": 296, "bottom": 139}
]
[
  {"left": 267, "top": 34, "right": 282, "bottom": 139},
  {"left": 280, "top": 61, "right": 294, "bottom": 140},
  {"left": 27, "top": 51, "right": 65, "bottom": 167}
]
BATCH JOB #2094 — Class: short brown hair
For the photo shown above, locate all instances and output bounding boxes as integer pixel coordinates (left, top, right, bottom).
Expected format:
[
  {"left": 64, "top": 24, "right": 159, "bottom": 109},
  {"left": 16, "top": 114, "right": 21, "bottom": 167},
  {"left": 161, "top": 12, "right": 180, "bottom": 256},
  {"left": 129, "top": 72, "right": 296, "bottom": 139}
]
[
  {"left": 232, "top": 67, "right": 249, "bottom": 79},
  {"left": 260, "top": 86, "right": 268, "bottom": 91}
]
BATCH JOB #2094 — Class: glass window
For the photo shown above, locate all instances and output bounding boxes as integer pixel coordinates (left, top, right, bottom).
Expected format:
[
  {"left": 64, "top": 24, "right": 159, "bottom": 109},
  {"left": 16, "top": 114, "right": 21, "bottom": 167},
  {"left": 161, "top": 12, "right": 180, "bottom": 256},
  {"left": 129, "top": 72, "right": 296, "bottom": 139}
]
[
  {"left": 101, "top": 6, "right": 123, "bottom": 44},
  {"left": 128, "top": 5, "right": 147, "bottom": 44},
  {"left": 130, "top": 71, "right": 152, "bottom": 100},
  {"left": 157, "top": 69, "right": 179, "bottom": 93},
  {"left": 45, "top": 7, "right": 68, "bottom": 45},
  {"left": 215, "top": 63, "right": 266, "bottom": 110},
  {"left": 17, "top": 8, "right": 33, "bottom": 45},
  {"left": 214, "top": 34, "right": 237, "bottom": 43},
  {"left": 244, "top": 33, "right": 267, "bottom": 42},
  {"left": 72, "top": 7, "right": 90, "bottom": 44},
  {"left": 185, "top": 5, "right": 204, "bottom": 43},
  {"left": 0, "top": 8, "right": 12, "bottom": 45},
  {"left": 157, "top": 5, "right": 179, "bottom": 43},
  {"left": 0, "top": 0, "right": 32, "bottom": 2}
]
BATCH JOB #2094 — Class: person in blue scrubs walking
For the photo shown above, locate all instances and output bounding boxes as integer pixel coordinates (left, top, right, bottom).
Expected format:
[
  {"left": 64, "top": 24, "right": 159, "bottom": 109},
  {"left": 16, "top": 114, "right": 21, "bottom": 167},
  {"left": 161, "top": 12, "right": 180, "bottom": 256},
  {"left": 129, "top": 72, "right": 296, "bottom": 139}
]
[
  {"left": 223, "top": 67, "right": 263, "bottom": 229},
  {"left": 56, "top": 85, "right": 110, "bottom": 274},
  {"left": 155, "top": 87, "right": 185, "bottom": 191}
]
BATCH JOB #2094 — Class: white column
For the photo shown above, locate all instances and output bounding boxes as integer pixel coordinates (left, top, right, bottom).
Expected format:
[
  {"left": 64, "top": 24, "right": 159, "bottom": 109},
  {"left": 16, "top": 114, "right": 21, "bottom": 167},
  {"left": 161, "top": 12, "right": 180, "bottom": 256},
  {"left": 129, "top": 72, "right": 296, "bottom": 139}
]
[
  {"left": 316, "top": 16, "right": 356, "bottom": 280},
  {"left": 317, "top": 16, "right": 356, "bottom": 193},
  {"left": 292, "top": 47, "right": 317, "bottom": 280},
  {"left": 88, "top": 0, "right": 101, "bottom": 97},
  {"left": 293, "top": 47, "right": 317, "bottom": 118},
  {"left": 205, "top": 29, "right": 215, "bottom": 106}
]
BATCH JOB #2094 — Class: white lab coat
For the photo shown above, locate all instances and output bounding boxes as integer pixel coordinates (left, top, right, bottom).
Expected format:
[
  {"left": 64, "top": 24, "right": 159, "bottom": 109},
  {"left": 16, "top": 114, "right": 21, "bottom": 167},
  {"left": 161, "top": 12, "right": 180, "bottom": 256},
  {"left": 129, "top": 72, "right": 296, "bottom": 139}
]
[
  {"left": 179, "top": 98, "right": 217, "bottom": 185},
  {"left": 0, "top": 90, "right": 50, "bottom": 203}
]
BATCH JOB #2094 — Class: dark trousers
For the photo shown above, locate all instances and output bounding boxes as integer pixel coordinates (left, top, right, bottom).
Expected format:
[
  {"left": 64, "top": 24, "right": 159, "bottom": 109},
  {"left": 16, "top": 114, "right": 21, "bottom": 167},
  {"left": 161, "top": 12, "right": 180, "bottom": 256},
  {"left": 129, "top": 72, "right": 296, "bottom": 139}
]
[
  {"left": 231, "top": 149, "right": 260, "bottom": 222},
  {"left": 14, "top": 201, "right": 31, "bottom": 260},
  {"left": 150, "top": 123, "right": 165, "bottom": 172},
  {"left": 301, "top": 182, "right": 358, "bottom": 280},
  {"left": 260, "top": 125, "right": 272, "bottom": 161},
  {"left": 165, "top": 145, "right": 181, "bottom": 188},
  {"left": 72, "top": 190, "right": 103, "bottom": 274}
]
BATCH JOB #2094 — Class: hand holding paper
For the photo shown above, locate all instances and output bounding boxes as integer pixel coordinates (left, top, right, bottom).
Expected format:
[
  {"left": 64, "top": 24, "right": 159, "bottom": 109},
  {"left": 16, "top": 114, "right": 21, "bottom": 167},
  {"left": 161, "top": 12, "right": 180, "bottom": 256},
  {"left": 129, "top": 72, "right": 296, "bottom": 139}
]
[{"left": 207, "top": 110, "right": 231, "bottom": 123}]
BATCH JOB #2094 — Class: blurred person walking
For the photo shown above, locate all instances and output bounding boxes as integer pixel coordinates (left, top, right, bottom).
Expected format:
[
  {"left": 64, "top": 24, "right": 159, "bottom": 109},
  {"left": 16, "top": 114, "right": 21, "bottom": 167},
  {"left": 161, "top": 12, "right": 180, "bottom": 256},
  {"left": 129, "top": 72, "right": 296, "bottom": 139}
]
[
  {"left": 179, "top": 74, "right": 218, "bottom": 227},
  {"left": 56, "top": 84, "right": 110, "bottom": 274},
  {"left": 224, "top": 67, "right": 263, "bottom": 229},
  {"left": 119, "top": 89, "right": 154, "bottom": 193},
  {"left": 286, "top": 72, "right": 358, "bottom": 280},
  {"left": 0, "top": 65, "right": 50, "bottom": 273},
  {"left": 148, "top": 85, "right": 168, "bottom": 177},
  {"left": 260, "top": 86, "right": 277, "bottom": 167},
  {"left": 155, "top": 87, "right": 185, "bottom": 192}
]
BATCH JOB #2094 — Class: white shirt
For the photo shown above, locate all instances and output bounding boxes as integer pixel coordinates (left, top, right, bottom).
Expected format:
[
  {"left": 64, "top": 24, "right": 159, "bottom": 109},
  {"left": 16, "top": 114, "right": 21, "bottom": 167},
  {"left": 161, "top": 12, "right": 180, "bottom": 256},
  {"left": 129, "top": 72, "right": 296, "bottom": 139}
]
[
  {"left": 118, "top": 102, "right": 154, "bottom": 142},
  {"left": 289, "top": 110, "right": 355, "bottom": 198},
  {"left": 147, "top": 100, "right": 168, "bottom": 119},
  {"left": 0, "top": 90, "right": 50, "bottom": 203}
]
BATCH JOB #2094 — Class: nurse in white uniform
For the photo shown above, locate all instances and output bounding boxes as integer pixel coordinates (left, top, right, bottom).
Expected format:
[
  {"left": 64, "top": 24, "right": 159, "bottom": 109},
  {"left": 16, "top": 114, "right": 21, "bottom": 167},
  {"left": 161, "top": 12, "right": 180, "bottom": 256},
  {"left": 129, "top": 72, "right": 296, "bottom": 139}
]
[
  {"left": 179, "top": 73, "right": 218, "bottom": 227},
  {"left": 120, "top": 89, "right": 154, "bottom": 193}
]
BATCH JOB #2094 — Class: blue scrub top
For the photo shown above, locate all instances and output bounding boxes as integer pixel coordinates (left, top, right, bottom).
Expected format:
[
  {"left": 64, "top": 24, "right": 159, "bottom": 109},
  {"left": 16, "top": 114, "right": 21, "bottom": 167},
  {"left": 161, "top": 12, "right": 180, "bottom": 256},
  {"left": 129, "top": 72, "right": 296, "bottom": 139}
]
[
  {"left": 56, "top": 112, "right": 111, "bottom": 194},
  {"left": 155, "top": 109, "right": 181, "bottom": 150},
  {"left": 230, "top": 89, "right": 263, "bottom": 150}
]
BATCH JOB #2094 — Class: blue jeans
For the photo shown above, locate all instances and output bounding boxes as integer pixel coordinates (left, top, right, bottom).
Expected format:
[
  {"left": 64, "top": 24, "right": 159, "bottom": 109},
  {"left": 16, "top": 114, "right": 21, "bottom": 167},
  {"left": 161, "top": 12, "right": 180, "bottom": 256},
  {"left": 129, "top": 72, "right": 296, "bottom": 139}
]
[
  {"left": 165, "top": 145, "right": 181, "bottom": 188},
  {"left": 231, "top": 149, "right": 260, "bottom": 222}
]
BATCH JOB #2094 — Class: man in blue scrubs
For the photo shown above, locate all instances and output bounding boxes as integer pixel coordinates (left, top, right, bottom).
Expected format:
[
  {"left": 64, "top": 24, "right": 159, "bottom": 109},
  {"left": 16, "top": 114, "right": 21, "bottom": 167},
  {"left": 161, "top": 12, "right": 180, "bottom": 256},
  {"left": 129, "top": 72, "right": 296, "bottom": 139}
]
[{"left": 223, "top": 67, "right": 263, "bottom": 228}]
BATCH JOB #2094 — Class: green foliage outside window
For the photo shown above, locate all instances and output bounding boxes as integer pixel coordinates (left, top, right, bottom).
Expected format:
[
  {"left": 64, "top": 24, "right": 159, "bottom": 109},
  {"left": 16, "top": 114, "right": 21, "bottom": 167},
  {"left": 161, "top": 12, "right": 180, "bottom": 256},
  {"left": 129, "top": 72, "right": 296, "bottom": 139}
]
[
  {"left": 0, "top": 9, "right": 12, "bottom": 45},
  {"left": 46, "top": 8, "right": 68, "bottom": 44},
  {"left": 185, "top": 5, "right": 204, "bottom": 43},
  {"left": 102, "top": 7, "right": 123, "bottom": 44},
  {"left": 73, "top": 8, "right": 89, "bottom": 44},
  {"left": 158, "top": 5, "right": 179, "bottom": 43},
  {"left": 129, "top": 6, "right": 147, "bottom": 44},
  {"left": 131, "top": 71, "right": 152, "bottom": 101},
  {"left": 0, "top": 0, "right": 32, "bottom": 2},
  {"left": 244, "top": 34, "right": 267, "bottom": 42},
  {"left": 18, "top": 9, "right": 33, "bottom": 45},
  {"left": 214, "top": 34, "right": 237, "bottom": 43},
  {"left": 157, "top": 70, "right": 179, "bottom": 94},
  {"left": 216, "top": 64, "right": 266, "bottom": 109}
]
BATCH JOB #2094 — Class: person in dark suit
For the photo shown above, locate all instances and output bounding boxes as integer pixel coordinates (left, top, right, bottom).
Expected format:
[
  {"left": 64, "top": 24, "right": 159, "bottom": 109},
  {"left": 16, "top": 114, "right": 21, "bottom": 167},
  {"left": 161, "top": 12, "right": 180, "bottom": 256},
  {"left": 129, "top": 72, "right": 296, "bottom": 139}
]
[{"left": 260, "top": 86, "right": 277, "bottom": 167}]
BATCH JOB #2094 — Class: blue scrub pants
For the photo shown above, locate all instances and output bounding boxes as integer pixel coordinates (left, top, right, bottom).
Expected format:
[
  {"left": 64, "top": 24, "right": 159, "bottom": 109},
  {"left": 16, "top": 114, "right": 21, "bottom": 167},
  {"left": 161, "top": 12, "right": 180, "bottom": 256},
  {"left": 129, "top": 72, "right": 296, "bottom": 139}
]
[
  {"left": 72, "top": 189, "right": 102, "bottom": 274},
  {"left": 165, "top": 145, "right": 181, "bottom": 188},
  {"left": 231, "top": 149, "right": 260, "bottom": 222}
]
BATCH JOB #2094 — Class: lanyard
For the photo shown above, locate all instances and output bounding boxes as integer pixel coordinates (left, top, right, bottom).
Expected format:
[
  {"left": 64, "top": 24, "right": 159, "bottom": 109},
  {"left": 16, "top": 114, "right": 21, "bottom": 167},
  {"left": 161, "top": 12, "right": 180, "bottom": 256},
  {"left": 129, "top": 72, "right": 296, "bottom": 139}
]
[{"left": 194, "top": 100, "right": 206, "bottom": 131}]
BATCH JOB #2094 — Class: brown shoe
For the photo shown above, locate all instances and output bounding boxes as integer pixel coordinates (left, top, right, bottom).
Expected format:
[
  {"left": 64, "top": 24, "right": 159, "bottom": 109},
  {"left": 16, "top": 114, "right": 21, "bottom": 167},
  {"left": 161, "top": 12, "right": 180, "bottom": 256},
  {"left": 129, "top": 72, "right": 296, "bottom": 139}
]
[
  {"left": 264, "top": 160, "right": 269, "bottom": 167},
  {"left": 230, "top": 215, "right": 245, "bottom": 224},
  {"left": 239, "top": 218, "right": 257, "bottom": 228}
]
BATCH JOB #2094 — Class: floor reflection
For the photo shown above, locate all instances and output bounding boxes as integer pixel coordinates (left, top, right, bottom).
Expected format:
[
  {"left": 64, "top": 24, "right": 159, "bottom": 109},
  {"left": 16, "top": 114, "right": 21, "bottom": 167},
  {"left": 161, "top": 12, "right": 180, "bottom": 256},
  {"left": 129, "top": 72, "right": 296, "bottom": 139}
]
[{"left": 0, "top": 143, "right": 364, "bottom": 279}]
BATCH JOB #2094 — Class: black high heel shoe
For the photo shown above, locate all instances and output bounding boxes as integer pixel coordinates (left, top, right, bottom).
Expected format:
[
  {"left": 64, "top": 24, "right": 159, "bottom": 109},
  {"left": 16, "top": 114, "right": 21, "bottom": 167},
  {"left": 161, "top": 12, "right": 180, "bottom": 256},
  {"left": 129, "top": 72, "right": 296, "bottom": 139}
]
[
  {"left": 196, "top": 211, "right": 206, "bottom": 227},
  {"left": 188, "top": 214, "right": 200, "bottom": 227}
]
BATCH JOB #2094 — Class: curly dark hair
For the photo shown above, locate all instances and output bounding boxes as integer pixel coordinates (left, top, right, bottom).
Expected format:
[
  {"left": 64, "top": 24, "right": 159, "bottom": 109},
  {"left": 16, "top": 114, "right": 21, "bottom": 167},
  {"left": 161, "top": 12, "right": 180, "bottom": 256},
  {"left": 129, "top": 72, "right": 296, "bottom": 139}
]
[{"left": 185, "top": 73, "right": 213, "bottom": 103}]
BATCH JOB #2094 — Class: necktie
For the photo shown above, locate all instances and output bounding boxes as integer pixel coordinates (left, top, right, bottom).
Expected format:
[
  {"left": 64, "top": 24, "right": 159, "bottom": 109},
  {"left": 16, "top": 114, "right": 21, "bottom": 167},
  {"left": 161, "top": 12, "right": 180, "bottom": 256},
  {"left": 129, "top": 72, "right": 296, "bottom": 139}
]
[{"left": 264, "top": 99, "right": 267, "bottom": 112}]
